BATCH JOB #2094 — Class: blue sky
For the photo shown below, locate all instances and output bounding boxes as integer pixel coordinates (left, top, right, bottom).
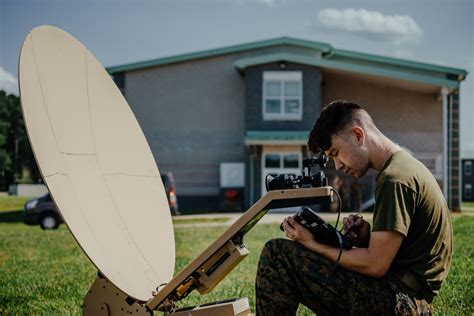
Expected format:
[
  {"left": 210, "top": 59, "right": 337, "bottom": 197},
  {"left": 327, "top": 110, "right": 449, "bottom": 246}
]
[{"left": 1, "top": 0, "right": 473, "bottom": 155}]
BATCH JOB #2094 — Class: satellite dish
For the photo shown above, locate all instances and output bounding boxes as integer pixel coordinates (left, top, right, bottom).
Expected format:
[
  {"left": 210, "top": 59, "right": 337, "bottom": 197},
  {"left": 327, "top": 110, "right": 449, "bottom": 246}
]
[{"left": 18, "top": 25, "right": 175, "bottom": 301}]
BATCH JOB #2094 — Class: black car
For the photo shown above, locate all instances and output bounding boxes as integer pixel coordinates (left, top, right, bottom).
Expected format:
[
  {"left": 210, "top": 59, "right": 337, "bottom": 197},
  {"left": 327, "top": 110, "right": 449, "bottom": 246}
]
[
  {"left": 23, "top": 193, "right": 62, "bottom": 230},
  {"left": 24, "top": 173, "right": 179, "bottom": 230}
]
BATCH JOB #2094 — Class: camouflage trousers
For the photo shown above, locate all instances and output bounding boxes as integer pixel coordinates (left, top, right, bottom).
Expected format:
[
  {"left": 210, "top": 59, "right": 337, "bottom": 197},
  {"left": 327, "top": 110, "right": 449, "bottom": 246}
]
[{"left": 255, "top": 238, "right": 433, "bottom": 316}]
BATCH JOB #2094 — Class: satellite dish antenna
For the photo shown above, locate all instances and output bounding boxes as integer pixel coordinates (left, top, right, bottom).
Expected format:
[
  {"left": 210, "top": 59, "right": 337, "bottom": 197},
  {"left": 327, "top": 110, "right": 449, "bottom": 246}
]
[
  {"left": 19, "top": 25, "right": 333, "bottom": 314},
  {"left": 19, "top": 25, "right": 175, "bottom": 302}
]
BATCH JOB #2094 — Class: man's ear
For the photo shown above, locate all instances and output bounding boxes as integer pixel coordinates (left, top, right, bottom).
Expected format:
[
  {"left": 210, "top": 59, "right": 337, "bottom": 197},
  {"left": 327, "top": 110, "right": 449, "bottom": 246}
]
[{"left": 351, "top": 126, "right": 365, "bottom": 145}]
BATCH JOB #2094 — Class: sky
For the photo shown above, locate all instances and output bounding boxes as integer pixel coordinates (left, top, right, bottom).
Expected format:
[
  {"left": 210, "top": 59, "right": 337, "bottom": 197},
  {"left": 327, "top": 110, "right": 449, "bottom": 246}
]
[{"left": 1, "top": 0, "right": 473, "bottom": 156}]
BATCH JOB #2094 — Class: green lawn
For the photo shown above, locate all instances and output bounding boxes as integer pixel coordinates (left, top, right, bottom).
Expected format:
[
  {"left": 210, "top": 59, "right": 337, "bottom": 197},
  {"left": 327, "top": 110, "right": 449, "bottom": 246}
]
[
  {"left": 0, "top": 195, "right": 32, "bottom": 212},
  {"left": 172, "top": 217, "right": 231, "bottom": 225},
  {"left": 0, "top": 210, "right": 472, "bottom": 315},
  {"left": 463, "top": 201, "right": 474, "bottom": 209}
]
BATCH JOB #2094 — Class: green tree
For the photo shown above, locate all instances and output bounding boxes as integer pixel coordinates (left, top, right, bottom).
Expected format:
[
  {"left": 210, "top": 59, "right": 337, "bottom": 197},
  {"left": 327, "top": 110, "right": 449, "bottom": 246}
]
[{"left": 0, "top": 90, "right": 40, "bottom": 191}]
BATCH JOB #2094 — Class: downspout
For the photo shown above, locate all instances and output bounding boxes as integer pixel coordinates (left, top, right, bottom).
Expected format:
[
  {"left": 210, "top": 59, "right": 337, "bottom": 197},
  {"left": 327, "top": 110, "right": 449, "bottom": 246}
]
[
  {"left": 248, "top": 145, "right": 255, "bottom": 207},
  {"left": 441, "top": 87, "right": 449, "bottom": 199},
  {"left": 447, "top": 93, "right": 453, "bottom": 209}
]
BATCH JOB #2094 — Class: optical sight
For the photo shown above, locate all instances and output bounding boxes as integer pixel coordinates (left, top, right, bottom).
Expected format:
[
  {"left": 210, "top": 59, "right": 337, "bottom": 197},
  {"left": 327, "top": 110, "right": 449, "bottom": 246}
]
[{"left": 265, "top": 155, "right": 329, "bottom": 191}]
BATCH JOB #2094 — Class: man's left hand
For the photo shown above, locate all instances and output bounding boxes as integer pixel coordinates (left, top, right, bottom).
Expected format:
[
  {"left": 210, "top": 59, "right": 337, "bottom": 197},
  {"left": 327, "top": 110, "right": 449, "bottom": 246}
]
[{"left": 282, "top": 216, "right": 314, "bottom": 244}]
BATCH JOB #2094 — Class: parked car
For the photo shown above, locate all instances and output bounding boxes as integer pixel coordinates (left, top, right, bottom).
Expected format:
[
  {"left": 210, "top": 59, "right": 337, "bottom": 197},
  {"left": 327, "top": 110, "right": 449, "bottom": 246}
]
[
  {"left": 23, "top": 172, "right": 180, "bottom": 230},
  {"left": 23, "top": 193, "right": 62, "bottom": 229}
]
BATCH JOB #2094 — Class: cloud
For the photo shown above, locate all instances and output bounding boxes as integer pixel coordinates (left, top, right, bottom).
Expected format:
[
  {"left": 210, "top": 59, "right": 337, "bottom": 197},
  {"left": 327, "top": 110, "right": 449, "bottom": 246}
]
[
  {"left": 0, "top": 67, "right": 19, "bottom": 96},
  {"left": 232, "top": 0, "right": 284, "bottom": 6},
  {"left": 317, "top": 8, "right": 423, "bottom": 45},
  {"left": 254, "top": 0, "right": 278, "bottom": 5}
]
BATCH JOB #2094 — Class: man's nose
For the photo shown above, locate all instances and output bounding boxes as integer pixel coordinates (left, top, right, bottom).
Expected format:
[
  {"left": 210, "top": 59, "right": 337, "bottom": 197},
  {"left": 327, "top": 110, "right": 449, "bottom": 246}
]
[{"left": 334, "top": 159, "right": 343, "bottom": 170}]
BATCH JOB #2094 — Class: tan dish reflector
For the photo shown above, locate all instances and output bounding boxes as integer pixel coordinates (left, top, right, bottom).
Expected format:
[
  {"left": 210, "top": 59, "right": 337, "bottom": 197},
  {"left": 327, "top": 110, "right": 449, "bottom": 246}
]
[{"left": 18, "top": 25, "right": 175, "bottom": 301}]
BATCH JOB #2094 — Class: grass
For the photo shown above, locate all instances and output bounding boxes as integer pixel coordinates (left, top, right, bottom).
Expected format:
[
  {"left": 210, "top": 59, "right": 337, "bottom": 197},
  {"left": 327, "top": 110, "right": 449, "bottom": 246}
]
[
  {"left": 0, "top": 200, "right": 472, "bottom": 314},
  {"left": 463, "top": 202, "right": 474, "bottom": 209},
  {"left": 172, "top": 217, "right": 231, "bottom": 225},
  {"left": 0, "top": 195, "right": 31, "bottom": 212}
]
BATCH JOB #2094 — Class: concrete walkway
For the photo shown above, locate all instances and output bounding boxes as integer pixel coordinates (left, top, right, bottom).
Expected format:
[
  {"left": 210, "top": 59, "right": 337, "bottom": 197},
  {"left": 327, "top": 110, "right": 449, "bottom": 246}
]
[
  {"left": 173, "top": 212, "right": 374, "bottom": 228},
  {"left": 172, "top": 208, "right": 473, "bottom": 228}
]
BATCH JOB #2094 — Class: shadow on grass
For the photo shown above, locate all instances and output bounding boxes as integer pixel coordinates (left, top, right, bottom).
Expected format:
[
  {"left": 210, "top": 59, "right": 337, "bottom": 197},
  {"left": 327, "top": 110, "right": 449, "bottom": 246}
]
[{"left": 0, "top": 210, "right": 23, "bottom": 223}]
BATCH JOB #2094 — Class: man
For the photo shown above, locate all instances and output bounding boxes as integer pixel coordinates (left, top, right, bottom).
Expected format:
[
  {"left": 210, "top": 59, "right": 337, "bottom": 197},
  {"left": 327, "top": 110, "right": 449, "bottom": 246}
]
[{"left": 255, "top": 100, "right": 452, "bottom": 315}]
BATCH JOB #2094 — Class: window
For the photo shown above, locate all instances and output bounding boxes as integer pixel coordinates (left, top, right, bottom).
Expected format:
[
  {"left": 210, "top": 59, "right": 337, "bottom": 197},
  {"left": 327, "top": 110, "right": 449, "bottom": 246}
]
[
  {"left": 263, "top": 71, "right": 302, "bottom": 120},
  {"left": 264, "top": 152, "right": 301, "bottom": 170},
  {"left": 465, "top": 161, "right": 472, "bottom": 176},
  {"left": 465, "top": 184, "right": 472, "bottom": 199}
]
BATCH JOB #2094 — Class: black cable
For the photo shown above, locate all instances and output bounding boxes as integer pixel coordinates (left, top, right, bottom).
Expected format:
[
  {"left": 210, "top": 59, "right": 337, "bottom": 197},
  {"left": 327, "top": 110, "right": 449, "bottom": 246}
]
[
  {"left": 320, "top": 232, "right": 344, "bottom": 295},
  {"left": 320, "top": 188, "right": 344, "bottom": 294},
  {"left": 331, "top": 188, "right": 342, "bottom": 230}
]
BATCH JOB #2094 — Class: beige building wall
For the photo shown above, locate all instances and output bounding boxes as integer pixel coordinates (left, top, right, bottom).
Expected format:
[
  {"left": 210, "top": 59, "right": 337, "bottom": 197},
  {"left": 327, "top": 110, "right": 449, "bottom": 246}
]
[{"left": 322, "top": 71, "right": 443, "bottom": 180}]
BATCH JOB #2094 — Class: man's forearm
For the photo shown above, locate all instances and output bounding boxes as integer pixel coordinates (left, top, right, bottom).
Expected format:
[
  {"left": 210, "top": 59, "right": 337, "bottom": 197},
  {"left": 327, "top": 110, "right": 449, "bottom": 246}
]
[
  {"left": 300, "top": 239, "right": 384, "bottom": 277},
  {"left": 284, "top": 217, "right": 402, "bottom": 278}
]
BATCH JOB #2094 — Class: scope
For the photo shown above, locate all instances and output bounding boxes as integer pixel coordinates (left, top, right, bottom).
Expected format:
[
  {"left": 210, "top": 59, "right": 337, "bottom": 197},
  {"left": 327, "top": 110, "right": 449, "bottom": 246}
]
[{"left": 265, "top": 154, "right": 329, "bottom": 191}]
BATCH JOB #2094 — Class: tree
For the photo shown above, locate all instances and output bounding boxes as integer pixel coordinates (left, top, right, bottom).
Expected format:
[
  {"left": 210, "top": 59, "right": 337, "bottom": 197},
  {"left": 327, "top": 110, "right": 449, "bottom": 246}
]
[{"left": 0, "top": 90, "right": 40, "bottom": 191}]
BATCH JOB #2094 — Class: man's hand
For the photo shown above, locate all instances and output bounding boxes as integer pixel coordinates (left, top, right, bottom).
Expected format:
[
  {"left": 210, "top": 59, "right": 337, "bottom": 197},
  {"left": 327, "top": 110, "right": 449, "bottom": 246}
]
[
  {"left": 343, "top": 214, "right": 371, "bottom": 248},
  {"left": 281, "top": 216, "right": 314, "bottom": 244},
  {"left": 283, "top": 214, "right": 403, "bottom": 277}
]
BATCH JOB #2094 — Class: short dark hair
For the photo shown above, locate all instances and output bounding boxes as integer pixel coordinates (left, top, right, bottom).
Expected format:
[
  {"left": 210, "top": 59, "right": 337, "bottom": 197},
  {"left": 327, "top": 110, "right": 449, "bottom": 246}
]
[{"left": 308, "top": 100, "right": 367, "bottom": 153}]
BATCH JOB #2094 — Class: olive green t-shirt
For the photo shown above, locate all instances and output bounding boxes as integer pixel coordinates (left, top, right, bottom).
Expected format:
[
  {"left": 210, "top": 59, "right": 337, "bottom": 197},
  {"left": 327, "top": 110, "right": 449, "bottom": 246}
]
[{"left": 373, "top": 150, "right": 452, "bottom": 295}]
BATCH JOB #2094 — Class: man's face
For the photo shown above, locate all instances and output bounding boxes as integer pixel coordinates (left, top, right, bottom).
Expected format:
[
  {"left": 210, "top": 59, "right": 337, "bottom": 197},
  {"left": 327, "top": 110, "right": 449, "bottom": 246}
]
[{"left": 324, "top": 129, "right": 370, "bottom": 178}]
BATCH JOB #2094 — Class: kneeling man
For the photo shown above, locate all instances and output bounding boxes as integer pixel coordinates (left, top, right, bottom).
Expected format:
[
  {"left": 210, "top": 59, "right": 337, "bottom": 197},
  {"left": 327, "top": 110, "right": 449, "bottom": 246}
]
[{"left": 256, "top": 100, "right": 452, "bottom": 315}]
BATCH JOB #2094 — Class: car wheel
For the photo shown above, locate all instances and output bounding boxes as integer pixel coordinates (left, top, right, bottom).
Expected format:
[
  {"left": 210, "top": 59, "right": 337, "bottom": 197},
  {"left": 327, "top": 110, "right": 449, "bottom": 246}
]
[{"left": 40, "top": 214, "right": 59, "bottom": 230}]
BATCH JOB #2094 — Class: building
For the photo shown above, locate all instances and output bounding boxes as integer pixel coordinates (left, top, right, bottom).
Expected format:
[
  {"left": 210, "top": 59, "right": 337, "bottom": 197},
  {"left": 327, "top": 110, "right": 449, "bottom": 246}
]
[{"left": 107, "top": 37, "right": 467, "bottom": 211}]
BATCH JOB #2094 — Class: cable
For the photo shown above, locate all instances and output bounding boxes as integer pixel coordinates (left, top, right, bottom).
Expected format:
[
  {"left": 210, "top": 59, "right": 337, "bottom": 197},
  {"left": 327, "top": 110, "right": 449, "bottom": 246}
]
[
  {"left": 331, "top": 188, "right": 342, "bottom": 230},
  {"left": 320, "top": 231, "right": 344, "bottom": 295},
  {"left": 320, "top": 188, "right": 344, "bottom": 295}
]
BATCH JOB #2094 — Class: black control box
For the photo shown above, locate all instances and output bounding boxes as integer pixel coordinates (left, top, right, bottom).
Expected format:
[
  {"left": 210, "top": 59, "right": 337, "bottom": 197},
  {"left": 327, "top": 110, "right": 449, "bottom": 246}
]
[{"left": 282, "top": 207, "right": 353, "bottom": 250}]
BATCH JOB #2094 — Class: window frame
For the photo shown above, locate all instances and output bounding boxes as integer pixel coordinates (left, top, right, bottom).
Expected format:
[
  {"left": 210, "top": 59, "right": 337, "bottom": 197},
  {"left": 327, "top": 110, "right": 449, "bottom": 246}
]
[
  {"left": 465, "top": 184, "right": 472, "bottom": 199},
  {"left": 262, "top": 71, "right": 303, "bottom": 121},
  {"left": 465, "top": 161, "right": 472, "bottom": 176}
]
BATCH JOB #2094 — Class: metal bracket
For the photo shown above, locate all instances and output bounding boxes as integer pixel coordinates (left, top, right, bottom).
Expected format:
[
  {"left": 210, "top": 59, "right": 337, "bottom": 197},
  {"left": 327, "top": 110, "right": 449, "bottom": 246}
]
[{"left": 83, "top": 276, "right": 152, "bottom": 315}]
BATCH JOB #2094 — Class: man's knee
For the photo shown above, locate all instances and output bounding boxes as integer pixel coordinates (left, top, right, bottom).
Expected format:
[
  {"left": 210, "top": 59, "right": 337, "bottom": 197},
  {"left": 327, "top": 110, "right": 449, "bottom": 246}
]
[
  {"left": 259, "top": 238, "right": 296, "bottom": 260},
  {"left": 260, "top": 238, "right": 331, "bottom": 261},
  {"left": 262, "top": 238, "right": 292, "bottom": 252}
]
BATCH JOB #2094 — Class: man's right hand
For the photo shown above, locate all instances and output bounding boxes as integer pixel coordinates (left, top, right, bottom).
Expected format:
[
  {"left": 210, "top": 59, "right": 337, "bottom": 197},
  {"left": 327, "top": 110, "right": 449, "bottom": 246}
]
[{"left": 343, "top": 214, "right": 371, "bottom": 248}]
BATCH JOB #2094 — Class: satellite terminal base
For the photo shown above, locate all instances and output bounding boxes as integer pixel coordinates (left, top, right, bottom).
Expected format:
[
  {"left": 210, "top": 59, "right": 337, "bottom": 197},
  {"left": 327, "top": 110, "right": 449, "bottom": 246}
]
[
  {"left": 82, "top": 187, "right": 332, "bottom": 315},
  {"left": 83, "top": 276, "right": 151, "bottom": 315},
  {"left": 83, "top": 275, "right": 250, "bottom": 315}
]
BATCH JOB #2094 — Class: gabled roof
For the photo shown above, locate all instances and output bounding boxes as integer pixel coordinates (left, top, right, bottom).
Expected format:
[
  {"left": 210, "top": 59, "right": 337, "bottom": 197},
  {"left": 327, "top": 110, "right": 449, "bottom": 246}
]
[
  {"left": 244, "top": 131, "right": 310, "bottom": 145},
  {"left": 107, "top": 37, "right": 467, "bottom": 89},
  {"left": 106, "top": 37, "right": 331, "bottom": 73},
  {"left": 233, "top": 52, "right": 462, "bottom": 88}
]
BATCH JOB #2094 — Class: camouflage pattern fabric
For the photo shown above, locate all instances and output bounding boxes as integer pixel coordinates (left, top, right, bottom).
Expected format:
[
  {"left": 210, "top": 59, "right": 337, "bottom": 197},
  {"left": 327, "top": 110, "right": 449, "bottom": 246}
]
[{"left": 255, "top": 238, "right": 433, "bottom": 315}]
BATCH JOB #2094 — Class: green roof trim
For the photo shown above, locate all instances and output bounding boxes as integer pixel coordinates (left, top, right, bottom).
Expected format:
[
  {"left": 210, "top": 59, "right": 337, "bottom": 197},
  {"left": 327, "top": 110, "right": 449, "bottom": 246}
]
[
  {"left": 234, "top": 52, "right": 462, "bottom": 88},
  {"left": 106, "top": 37, "right": 331, "bottom": 74},
  {"left": 330, "top": 49, "right": 467, "bottom": 79},
  {"left": 107, "top": 36, "right": 467, "bottom": 88},
  {"left": 244, "top": 131, "right": 310, "bottom": 145}
]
